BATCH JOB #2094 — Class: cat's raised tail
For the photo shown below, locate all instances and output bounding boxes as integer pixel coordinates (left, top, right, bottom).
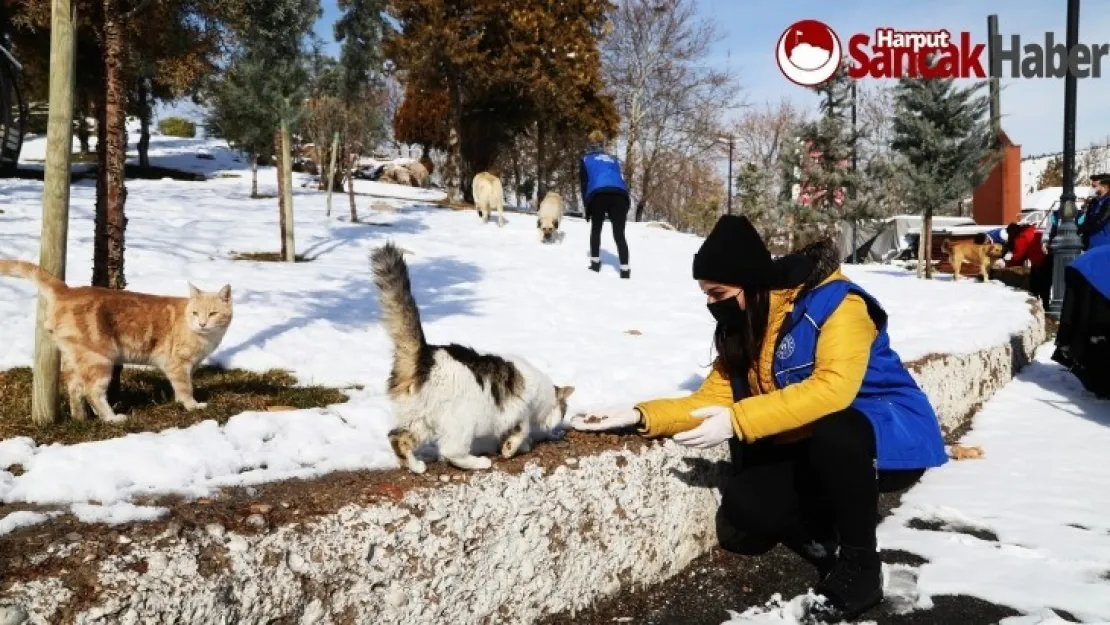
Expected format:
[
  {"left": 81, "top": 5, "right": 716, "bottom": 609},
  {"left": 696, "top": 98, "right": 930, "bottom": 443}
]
[
  {"left": 0, "top": 260, "right": 66, "bottom": 302},
  {"left": 370, "top": 243, "right": 430, "bottom": 398}
]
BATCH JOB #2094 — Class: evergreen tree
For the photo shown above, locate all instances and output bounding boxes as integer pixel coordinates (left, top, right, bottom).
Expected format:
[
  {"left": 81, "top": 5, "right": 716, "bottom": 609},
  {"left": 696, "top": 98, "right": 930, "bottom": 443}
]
[
  {"left": 736, "top": 162, "right": 777, "bottom": 228},
  {"left": 225, "top": 0, "right": 320, "bottom": 259},
  {"left": 778, "top": 63, "right": 862, "bottom": 249},
  {"left": 890, "top": 71, "right": 995, "bottom": 278},
  {"left": 1037, "top": 155, "right": 1064, "bottom": 189},
  {"left": 205, "top": 52, "right": 282, "bottom": 199},
  {"left": 334, "top": 0, "right": 389, "bottom": 220}
]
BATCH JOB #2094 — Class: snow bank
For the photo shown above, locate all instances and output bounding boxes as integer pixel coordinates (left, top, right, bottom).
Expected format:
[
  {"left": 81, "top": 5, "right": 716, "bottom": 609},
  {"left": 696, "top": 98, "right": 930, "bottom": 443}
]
[
  {"left": 879, "top": 346, "right": 1110, "bottom": 622},
  {"left": 0, "top": 313, "right": 1044, "bottom": 624},
  {"left": 0, "top": 133, "right": 1047, "bottom": 621}
]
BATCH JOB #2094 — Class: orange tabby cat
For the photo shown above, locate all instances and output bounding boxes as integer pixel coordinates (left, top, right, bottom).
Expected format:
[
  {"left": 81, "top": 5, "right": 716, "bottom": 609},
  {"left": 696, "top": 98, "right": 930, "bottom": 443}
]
[{"left": 0, "top": 260, "right": 233, "bottom": 422}]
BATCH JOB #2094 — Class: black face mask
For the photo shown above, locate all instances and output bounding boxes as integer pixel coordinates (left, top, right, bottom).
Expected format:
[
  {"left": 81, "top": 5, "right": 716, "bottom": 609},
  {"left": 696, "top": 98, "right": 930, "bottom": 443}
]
[{"left": 707, "top": 295, "right": 747, "bottom": 329}]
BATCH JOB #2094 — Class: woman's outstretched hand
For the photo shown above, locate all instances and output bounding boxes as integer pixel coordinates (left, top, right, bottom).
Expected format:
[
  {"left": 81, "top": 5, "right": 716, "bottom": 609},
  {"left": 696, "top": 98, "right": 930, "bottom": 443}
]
[
  {"left": 673, "top": 405, "right": 735, "bottom": 449},
  {"left": 569, "top": 407, "right": 642, "bottom": 432}
]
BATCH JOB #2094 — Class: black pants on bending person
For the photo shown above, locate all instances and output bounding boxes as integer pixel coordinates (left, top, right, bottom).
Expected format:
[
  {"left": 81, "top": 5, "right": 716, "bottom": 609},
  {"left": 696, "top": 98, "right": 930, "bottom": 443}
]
[
  {"left": 588, "top": 191, "right": 630, "bottom": 269},
  {"left": 715, "top": 408, "right": 924, "bottom": 569}
]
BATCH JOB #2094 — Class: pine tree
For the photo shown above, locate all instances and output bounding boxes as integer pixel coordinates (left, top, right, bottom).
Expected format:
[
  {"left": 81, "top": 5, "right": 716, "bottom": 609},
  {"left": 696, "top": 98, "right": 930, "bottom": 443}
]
[
  {"left": 334, "top": 0, "right": 388, "bottom": 221},
  {"left": 890, "top": 72, "right": 995, "bottom": 278},
  {"left": 205, "top": 52, "right": 282, "bottom": 199},
  {"left": 227, "top": 0, "right": 320, "bottom": 259},
  {"left": 778, "top": 63, "right": 862, "bottom": 249},
  {"left": 1037, "top": 155, "right": 1064, "bottom": 189},
  {"left": 736, "top": 162, "right": 777, "bottom": 228}
]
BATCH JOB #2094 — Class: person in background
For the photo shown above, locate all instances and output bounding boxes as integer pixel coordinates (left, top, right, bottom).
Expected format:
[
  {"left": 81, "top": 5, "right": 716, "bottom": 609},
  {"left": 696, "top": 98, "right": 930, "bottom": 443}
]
[
  {"left": 571, "top": 216, "right": 947, "bottom": 623},
  {"left": 1079, "top": 173, "right": 1110, "bottom": 250},
  {"left": 1005, "top": 222, "right": 1053, "bottom": 311},
  {"left": 1047, "top": 173, "right": 1095, "bottom": 241},
  {"left": 1052, "top": 243, "right": 1110, "bottom": 397},
  {"left": 580, "top": 130, "right": 631, "bottom": 279}
]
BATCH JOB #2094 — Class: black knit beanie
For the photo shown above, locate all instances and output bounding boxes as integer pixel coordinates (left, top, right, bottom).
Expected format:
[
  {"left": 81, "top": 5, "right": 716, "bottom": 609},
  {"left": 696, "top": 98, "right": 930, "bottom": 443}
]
[{"left": 692, "top": 215, "right": 775, "bottom": 288}]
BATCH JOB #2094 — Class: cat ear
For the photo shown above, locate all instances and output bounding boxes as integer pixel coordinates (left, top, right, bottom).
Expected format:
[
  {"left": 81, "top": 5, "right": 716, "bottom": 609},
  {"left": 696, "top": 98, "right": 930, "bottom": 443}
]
[
  {"left": 217, "top": 284, "right": 232, "bottom": 302},
  {"left": 187, "top": 282, "right": 200, "bottom": 298},
  {"left": 556, "top": 386, "right": 575, "bottom": 400}
]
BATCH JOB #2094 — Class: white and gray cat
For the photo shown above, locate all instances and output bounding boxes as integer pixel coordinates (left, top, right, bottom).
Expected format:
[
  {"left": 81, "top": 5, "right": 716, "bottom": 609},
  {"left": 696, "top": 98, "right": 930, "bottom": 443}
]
[{"left": 370, "top": 243, "right": 574, "bottom": 473}]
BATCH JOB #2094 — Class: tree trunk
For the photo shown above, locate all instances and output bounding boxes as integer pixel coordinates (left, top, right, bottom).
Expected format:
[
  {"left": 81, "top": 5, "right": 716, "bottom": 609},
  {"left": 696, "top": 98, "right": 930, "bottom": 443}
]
[
  {"left": 923, "top": 209, "right": 934, "bottom": 279},
  {"left": 536, "top": 120, "right": 547, "bottom": 201},
  {"left": 33, "top": 0, "right": 78, "bottom": 426},
  {"left": 76, "top": 106, "right": 91, "bottom": 154},
  {"left": 623, "top": 117, "right": 638, "bottom": 198},
  {"left": 347, "top": 154, "right": 359, "bottom": 222},
  {"left": 280, "top": 116, "right": 296, "bottom": 262},
  {"left": 635, "top": 167, "right": 652, "bottom": 222},
  {"left": 137, "top": 78, "right": 151, "bottom": 169},
  {"left": 250, "top": 154, "right": 259, "bottom": 198},
  {"left": 325, "top": 131, "right": 339, "bottom": 217},
  {"left": 275, "top": 131, "right": 287, "bottom": 258},
  {"left": 94, "top": 3, "right": 127, "bottom": 291},
  {"left": 444, "top": 86, "right": 462, "bottom": 204}
]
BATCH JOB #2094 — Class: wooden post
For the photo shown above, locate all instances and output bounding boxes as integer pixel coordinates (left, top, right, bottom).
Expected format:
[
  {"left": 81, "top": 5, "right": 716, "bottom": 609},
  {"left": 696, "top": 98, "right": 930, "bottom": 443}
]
[
  {"left": 279, "top": 111, "right": 296, "bottom": 262},
  {"left": 32, "top": 0, "right": 77, "bottom": 426},
  {"left": 325, "top": 131, "right": 339, "bottom": 217}
]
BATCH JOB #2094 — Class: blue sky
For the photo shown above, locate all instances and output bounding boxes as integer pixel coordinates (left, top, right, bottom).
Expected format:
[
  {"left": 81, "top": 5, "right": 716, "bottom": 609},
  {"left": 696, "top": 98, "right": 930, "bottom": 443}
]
[{"left": 312, "top": 0, "right": 1110, "bottom": 156}]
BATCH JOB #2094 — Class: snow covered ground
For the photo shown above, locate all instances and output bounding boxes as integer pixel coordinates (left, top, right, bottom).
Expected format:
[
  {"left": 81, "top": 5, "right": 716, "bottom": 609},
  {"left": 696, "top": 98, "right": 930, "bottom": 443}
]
[
  {"left": 0, "top": 133, "right": 1034, "bottom": 529},
  {"left": 721, "top": 345, "right": 1110, "bottom": 624}
]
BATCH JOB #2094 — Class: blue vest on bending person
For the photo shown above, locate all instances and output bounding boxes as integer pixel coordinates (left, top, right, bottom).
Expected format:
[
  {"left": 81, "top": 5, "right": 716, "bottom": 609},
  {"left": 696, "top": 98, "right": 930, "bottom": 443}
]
[
  {"left": 581, "top": 149, "right": 628, "bottom": 205},
  {"left": 770, "top": 280, "right": 948, "bottom": 471}
]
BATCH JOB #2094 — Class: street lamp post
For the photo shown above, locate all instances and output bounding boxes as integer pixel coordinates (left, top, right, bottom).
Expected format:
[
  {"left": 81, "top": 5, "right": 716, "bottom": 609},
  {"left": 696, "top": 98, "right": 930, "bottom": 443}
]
[
  {"left": 725, "top": 135, "right": 734, "bottom": 215},
  {"left": 1049, "top": 0, "right": 1083, "bottom": 319}
]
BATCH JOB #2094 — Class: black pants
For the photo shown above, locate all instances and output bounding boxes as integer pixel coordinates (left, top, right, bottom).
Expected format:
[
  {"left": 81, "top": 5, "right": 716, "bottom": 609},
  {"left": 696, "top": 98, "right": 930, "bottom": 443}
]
[
  {"left": 587, "top": 192, "right": 630, "bottom": 266},
  {"left": 1053, "top": 264, "right": 1110, "bottom": 397},
  {"left": 716, "top": 408, "right": 924, "bottom": 555},
  {"left": 1030, "top": 254, "right": 1055, "bottom": 312}
]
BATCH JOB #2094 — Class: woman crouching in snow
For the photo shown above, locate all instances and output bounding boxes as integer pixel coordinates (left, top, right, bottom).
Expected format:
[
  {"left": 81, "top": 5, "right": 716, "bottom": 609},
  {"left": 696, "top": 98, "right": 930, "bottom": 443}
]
[{"left": 571, "top": 215, "right": 947, "bottom": 623}]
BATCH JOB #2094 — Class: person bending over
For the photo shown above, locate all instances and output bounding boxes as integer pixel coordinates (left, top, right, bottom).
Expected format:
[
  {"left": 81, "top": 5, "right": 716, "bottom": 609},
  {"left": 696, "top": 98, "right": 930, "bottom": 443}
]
[
  {"left": 571, "top": 216, "right": 947, "bottom": 622},
  {"left": 579, "top": 130, "right": 631, "bottom": 279}
]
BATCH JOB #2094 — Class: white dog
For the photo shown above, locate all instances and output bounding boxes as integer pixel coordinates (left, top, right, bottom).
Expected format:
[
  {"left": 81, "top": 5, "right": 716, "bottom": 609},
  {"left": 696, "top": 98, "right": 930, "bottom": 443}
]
[
  {"left": 537, "top": 191, "right": 564, "bottom": 243},
  {"left": 472, "top": 172, "right": 505, "bottom": 227}
]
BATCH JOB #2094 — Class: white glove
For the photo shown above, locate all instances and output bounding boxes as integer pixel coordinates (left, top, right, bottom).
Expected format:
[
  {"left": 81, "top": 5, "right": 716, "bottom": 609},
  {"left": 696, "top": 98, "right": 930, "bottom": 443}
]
[
  {"left": 992, "top": 259, "right": 1006, "bottom": 270},
  {"left": 672, "top": 405, "right": 736, "bottom": 449},
  {"left": 570, "top": 407, "right": 641, "bottom": 432}
]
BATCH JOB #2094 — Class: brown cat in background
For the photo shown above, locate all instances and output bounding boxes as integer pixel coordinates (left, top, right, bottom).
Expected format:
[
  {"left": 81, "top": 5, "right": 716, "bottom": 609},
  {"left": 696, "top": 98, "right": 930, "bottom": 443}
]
[{"left": 0, "top": 260, "right": 233, "bottom": 423}]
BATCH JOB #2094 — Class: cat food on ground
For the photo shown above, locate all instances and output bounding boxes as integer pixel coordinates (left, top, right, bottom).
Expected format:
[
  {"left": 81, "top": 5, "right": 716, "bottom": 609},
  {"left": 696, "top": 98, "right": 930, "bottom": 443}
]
[{"left": 949, "top": 444, "right": 985, "bottom": 460}]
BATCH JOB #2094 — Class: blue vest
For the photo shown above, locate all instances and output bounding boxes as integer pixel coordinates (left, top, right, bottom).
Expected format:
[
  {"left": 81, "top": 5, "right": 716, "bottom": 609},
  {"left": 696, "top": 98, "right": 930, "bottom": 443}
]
[
  {"left": 1085, "top": 195, "right": 1110, "bottom": 249},
  {"left": 1069, "top": 244, "right": 1110, "bottom": 301},
  {"left": 581, "top": 150, "right": 628, "bottom": 204},
  {"left": 771, "top": 280, "right": 948, "bottom": 470}
]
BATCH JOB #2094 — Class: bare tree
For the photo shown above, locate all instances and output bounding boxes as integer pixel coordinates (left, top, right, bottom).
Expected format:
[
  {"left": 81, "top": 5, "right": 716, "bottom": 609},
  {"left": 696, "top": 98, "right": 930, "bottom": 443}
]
[{"left": 602, "top": 0, "right": 741, "bottom": 222}]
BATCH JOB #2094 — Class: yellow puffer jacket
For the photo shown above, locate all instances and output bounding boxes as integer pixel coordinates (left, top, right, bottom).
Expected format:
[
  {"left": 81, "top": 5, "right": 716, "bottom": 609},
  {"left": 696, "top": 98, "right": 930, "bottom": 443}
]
[{"left": 635, "top": 268, "right": 879, "bottom": 443}]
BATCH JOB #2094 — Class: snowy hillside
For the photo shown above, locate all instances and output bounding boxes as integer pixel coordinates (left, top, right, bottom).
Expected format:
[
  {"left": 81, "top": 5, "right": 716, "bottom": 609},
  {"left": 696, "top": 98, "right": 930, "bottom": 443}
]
[
  {"left": 1021, "top": 143, "right": 1110, "bottom": 196},
  {"left": 0, "top": 133, "right": 1035, "bottom": 526}
]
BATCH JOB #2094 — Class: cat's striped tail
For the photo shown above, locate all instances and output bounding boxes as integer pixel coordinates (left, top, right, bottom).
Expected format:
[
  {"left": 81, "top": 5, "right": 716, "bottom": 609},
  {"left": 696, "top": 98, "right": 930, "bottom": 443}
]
[
  {"left": 370, "top": 243, "right": 429, "bottom": 399},
  {"left": 0, "top": 260, "right": 66, "bottom": 300}
]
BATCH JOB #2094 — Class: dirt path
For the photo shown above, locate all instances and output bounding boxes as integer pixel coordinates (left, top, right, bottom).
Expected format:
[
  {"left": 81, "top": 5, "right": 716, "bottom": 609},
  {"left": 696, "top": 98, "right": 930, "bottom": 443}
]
[{"left": 538, "top": 492, "right": 1023, "bottom": 625}]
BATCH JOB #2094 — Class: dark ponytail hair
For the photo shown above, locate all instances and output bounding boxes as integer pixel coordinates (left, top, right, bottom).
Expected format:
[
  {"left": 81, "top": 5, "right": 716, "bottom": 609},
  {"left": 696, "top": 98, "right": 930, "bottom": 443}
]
[{"left": 713, "top": 286, "right": 771, "bottom": 384}]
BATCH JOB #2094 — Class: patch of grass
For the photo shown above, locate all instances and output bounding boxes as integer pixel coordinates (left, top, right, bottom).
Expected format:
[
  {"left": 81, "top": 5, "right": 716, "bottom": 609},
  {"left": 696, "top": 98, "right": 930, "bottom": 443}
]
[
  {"left": 0, "top": 366, "right": 348, "bottom": 446},
  {"left": 230, "top": 251, "right": 313, "bottom": 263}
]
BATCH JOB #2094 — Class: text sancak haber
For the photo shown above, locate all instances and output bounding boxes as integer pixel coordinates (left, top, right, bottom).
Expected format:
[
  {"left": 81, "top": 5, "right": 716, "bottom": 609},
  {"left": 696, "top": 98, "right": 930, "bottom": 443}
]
[{"left": 847, "top": 29, "right": 1110, "bottom": 79}]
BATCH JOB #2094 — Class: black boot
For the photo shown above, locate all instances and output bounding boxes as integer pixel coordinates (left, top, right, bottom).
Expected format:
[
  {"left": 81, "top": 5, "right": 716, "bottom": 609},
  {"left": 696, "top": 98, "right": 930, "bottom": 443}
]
[
  {"left": 783, "top": 536, "right": 838, "bottom": 580},
  {"left": 620, "top": 268, "right": 630, "bottom": 279},
  {"left": 589, "top": 261, "right": 601, "bottom": 272},
  {"left": 806, "top": 545, "right": 883, "bottom": 622}
]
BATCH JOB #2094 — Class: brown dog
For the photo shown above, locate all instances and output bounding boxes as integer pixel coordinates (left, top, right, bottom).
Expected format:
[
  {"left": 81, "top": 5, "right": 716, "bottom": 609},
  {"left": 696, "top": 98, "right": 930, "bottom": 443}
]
[{"left": 942, "top": 233, "right": 1005, "bottom": 282}]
